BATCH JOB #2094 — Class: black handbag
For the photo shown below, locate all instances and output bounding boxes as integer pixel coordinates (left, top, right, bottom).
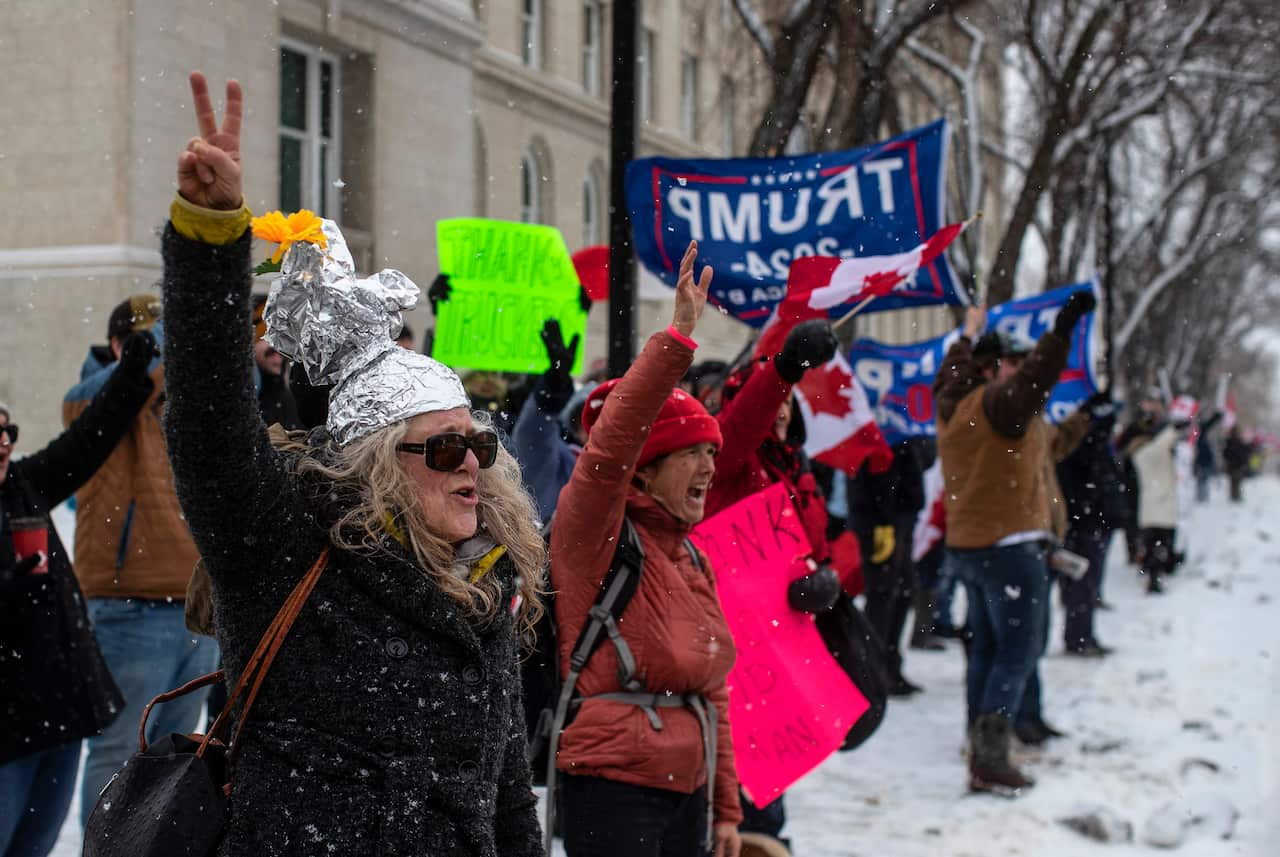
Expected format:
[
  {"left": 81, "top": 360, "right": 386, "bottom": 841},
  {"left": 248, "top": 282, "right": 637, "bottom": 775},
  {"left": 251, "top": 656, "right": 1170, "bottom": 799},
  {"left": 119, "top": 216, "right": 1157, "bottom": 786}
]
[
  {"left": 815, "top": 593, "right": 890, "bottom": 751},
  {"left": 83, "top": 547, "right": 330, "bottom": 857}
]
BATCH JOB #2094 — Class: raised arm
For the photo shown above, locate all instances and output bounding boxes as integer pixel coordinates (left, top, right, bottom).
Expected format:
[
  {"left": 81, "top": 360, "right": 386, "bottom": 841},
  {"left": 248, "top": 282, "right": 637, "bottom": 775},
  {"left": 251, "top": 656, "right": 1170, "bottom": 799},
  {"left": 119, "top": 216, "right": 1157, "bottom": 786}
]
[
  {"left": 511, "top": 321, "right": 580, "bottom": 522},
  {"left": 161, "top": 73, "right": 305, "bottom": 572},
  {"left": 21, "top": 335, "right": 156, "bottom": 507},
  {"left": 713, "top": 358, "right": 791, "bottom": 480},
  {"left": 551, "top": 242, "right": 711, "bottom": 585},
  {"left": 982, "top": 291, "right": 1095, "bottom": 439},
  {"left": 715, "top": 320, "right": 836, "bottom": 480}
]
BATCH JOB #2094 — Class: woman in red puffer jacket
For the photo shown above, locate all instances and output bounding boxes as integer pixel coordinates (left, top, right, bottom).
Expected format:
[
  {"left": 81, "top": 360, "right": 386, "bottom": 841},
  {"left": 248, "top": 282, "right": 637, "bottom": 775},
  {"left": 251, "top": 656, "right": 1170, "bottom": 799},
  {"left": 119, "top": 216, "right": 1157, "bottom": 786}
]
[{"left": 550, "top": 242, "right": 742, "bottom": 857}]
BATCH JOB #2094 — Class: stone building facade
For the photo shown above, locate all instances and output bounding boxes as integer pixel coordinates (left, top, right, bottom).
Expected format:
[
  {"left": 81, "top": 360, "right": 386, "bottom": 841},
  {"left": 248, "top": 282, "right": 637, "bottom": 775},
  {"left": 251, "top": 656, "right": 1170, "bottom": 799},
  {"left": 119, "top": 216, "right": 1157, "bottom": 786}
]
[{"left": 2, "top": 0, "right": 998, "bottom": 446}]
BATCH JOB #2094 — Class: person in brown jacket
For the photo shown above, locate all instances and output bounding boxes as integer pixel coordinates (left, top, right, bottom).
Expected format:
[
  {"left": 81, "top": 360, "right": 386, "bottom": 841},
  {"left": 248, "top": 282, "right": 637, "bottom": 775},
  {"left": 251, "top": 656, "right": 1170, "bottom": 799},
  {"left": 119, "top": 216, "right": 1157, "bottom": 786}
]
[
  {"left": 550, "top": 241, "right": 742, "bottom": 857},
  {"left": 62, "top": 297, "right": 219, "bottom": 828},
  {"left": 933, "top": 290, "right": 1096, "bottom": 795}
]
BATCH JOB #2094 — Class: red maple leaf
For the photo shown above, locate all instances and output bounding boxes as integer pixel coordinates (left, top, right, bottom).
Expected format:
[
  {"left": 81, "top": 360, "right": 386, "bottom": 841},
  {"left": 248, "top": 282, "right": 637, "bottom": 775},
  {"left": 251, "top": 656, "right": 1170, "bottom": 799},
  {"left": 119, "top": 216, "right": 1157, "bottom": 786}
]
[{"left": 799, "top": 362, "right": 854, "bottom": 420}]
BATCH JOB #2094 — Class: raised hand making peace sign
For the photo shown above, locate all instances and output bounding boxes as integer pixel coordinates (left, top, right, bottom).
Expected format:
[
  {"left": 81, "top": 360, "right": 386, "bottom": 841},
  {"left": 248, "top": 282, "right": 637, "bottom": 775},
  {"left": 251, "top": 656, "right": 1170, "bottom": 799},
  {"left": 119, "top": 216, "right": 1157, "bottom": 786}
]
[{"left": 177, "top": 72, "right": 243, "bottom": 211}]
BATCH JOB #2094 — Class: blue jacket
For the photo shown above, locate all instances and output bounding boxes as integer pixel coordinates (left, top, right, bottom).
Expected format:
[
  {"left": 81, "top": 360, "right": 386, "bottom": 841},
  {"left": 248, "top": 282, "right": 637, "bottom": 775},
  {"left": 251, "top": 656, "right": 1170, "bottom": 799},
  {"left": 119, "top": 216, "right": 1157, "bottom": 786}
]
[{"left": 511, "top": 378, "right": 580, "bottom": 522}]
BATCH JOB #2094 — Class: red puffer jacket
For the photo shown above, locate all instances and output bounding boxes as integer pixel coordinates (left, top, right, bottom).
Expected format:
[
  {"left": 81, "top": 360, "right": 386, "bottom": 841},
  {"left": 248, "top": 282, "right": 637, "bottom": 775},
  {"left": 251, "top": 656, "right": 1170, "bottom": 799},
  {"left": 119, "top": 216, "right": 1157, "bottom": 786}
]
[
  {"left": 549, "top": 330, "right": 742, "bottom": 825},
  {"left": 705, "top": 359, "right": 831, "bottom": 562}
]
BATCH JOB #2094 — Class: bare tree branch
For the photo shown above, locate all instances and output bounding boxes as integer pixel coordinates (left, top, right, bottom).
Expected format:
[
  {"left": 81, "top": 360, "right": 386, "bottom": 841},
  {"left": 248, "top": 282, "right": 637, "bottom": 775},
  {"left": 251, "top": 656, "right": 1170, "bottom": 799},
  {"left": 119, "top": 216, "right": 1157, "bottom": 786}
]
[{"left": 732, "top": 0, "right": 776, "bottom": 62}]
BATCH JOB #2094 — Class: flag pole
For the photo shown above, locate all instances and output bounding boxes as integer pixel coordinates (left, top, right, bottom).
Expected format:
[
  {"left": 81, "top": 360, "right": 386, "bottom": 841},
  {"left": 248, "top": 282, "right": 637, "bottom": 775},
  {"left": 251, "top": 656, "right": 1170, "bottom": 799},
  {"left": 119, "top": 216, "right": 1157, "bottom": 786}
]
[{"left": 829, "top": 295, "right": 878, "bottom": 334}]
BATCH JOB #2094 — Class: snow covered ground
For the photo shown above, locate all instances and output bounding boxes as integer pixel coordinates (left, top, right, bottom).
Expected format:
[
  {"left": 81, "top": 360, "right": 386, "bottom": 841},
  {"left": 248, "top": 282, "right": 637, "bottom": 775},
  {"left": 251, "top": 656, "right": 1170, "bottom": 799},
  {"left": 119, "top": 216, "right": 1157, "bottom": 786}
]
[{"left": 51, "top": 478, "right": 1279, "bottom": 856}]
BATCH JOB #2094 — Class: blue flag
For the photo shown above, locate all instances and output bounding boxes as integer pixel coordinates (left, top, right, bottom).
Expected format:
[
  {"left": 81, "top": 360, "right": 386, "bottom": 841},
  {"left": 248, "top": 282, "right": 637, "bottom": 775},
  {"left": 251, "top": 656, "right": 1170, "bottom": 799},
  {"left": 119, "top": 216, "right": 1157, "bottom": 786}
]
[
  {"left": 849, "top": 283, "right": 1100, "bottom": 444},
  {"left": 625, "top": 120, "right": 965, "bottom": 327}
]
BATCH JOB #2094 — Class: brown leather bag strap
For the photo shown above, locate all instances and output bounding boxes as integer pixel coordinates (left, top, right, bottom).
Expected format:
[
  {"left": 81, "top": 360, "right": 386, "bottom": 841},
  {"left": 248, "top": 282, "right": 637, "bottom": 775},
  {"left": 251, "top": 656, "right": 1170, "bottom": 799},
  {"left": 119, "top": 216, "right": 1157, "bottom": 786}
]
[
  {"left": 138, "top": 670, "right": 227, "bottom": 753},
  {"left": 198, "top": 545, "right": 331, "bottom": 759}
]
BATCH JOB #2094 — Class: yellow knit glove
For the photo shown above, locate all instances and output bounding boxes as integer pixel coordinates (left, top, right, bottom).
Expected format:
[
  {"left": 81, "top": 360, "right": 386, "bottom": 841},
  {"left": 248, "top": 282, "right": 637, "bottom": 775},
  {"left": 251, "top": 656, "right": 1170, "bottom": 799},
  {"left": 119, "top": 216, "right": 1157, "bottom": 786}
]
[
  {"left": 871, "top": 525, "right": 896, "bottom": 564},
  {"left": 169, "top": 194, "right": 252, "bottom": 245}
]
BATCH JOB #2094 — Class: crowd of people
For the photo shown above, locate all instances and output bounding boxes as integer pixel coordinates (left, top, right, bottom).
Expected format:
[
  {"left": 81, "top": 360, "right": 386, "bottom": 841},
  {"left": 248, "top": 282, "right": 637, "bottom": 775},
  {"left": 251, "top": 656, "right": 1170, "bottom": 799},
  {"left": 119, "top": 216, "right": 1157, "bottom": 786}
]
[{"left": 0, "top": 71, "right": 1268, "bottom": 857}]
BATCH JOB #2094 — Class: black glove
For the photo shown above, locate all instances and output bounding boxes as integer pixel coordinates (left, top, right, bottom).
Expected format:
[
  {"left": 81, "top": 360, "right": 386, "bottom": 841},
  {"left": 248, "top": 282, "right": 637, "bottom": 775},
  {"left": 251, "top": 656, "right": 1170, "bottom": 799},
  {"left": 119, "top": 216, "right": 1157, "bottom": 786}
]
[
  {"left": 787, "top": 565, "right": 841, "bottom": 614},
  {"left": 1053, "top": 290, "right": 1097, "bottom": 337},
  {"left": 537, "top": 319, "right": 579, "bottom": 413},
  {"left": 289, "top": 361, "right": 332, "bottom": 430},
  {"left": 0, "top": 554, "right": 44, "bottom": 587},
  {"left": 1085, "top": 391, "right": 1115, "bottom": 418},
  {"left": 775, "top": 320, "right": 838, "bottom": 383},
  {"left": 427, "top": 274, "right": 452, "bottom": 314},
  {"left": 117, "top": 330, "right": 159, "bottom": 381}
]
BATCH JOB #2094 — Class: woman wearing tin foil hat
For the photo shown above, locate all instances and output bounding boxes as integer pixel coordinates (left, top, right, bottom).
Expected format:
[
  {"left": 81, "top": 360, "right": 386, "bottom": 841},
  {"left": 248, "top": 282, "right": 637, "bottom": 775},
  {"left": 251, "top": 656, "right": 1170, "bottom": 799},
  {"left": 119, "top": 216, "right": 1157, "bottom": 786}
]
[{"left": 158, "top": 73, "right": 546, "bottom": 856}]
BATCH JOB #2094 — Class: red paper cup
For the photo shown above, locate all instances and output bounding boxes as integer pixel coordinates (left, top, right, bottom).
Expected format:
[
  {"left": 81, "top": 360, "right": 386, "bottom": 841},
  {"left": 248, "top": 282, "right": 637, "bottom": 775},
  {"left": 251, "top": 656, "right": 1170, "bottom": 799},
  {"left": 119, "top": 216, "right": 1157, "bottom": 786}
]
[{"left": 10, "top": 517, "right": 49, "bottom": 574}]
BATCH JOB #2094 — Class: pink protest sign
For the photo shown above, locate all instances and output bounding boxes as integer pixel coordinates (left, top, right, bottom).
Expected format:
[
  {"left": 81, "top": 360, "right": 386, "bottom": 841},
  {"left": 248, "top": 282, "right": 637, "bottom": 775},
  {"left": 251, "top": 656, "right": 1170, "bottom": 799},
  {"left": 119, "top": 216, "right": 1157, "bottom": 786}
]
[{"left": 693, "top": 483, "right": 870, "bottom": 804}]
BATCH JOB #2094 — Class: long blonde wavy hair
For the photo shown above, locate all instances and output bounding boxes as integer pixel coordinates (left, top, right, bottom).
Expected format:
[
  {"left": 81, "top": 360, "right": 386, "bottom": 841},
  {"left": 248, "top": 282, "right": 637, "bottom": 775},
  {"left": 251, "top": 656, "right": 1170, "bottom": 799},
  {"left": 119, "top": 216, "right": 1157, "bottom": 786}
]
[{"left": 292, "top": 412, "right": 546, "bottom": 636}]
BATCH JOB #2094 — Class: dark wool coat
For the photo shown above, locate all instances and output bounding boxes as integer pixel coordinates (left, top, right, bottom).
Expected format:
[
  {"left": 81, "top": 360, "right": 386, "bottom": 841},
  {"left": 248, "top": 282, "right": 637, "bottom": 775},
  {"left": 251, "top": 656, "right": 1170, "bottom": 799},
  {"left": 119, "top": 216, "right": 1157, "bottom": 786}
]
[
  {"left": 160, "top": 226, "right": 543, "bottom": 857},
  {"left": 0, "top": 368, "right": 151, "bottom": 763}
]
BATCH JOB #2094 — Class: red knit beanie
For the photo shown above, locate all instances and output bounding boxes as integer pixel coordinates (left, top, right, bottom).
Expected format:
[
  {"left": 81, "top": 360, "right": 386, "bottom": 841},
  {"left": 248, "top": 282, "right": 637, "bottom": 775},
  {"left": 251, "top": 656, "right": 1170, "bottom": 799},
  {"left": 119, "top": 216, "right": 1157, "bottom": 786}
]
[{"left": 582, "top": 379, "right": 723, "bottom": 468}]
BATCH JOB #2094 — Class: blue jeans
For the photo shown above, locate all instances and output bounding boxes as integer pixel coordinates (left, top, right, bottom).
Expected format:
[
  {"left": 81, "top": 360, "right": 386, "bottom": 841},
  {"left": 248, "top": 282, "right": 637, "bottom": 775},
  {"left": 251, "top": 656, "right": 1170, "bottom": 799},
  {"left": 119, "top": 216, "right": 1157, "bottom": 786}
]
[
  {"left": 948, "top": 542, "right": 1049, "bottom": 721},
  {"left": 0, "top": 743, "right": 80, "bottom": 857},
  {"left": 80, "top": 599, "right": 219, "bottom": 829}
]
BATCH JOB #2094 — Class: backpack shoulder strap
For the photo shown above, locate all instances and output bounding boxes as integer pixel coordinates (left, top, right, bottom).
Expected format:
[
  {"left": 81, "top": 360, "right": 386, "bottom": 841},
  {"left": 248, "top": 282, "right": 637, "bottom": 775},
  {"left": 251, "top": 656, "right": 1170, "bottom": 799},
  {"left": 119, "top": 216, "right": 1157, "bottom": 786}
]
[
  {"left": 684, "top": 538, "right": 703, "bottom": 575},
  {"left": 566, "top": 516, "right": 644, "bottom": 676}
]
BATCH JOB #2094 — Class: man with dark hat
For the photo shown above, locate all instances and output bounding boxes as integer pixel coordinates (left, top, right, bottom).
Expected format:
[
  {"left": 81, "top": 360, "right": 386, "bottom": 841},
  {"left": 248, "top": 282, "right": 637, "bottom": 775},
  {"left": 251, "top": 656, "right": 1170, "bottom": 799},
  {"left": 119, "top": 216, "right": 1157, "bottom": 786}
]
[{"left": 62, "top": 295, "right": 219, "bottom": 829}]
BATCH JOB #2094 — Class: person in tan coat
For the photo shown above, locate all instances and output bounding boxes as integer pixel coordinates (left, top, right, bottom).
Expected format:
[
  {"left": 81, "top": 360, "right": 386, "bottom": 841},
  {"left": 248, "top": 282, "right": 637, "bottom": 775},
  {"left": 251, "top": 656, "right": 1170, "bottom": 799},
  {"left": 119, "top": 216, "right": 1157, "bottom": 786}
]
[
  {"left": 933, "top": 290, "right": 1096, "bottom": 794},
  {"left": 551, "top": 242, "right": 742, "bottom": 857}
]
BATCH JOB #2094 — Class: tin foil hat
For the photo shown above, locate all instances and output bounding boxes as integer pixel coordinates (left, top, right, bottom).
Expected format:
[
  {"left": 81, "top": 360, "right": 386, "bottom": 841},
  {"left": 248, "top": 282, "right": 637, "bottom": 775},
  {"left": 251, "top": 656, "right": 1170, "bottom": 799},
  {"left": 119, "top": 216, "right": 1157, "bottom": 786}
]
[{"left": 262, "top": 218, "right": 469, "bottom": 446}]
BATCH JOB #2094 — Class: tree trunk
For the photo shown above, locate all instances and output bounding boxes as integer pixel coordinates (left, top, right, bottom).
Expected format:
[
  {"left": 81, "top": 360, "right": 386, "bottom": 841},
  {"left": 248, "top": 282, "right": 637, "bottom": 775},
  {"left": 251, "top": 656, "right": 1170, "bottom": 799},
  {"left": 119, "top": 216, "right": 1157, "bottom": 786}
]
[{"left": 746, "top": 1, "right": 836, "bottom": 157}]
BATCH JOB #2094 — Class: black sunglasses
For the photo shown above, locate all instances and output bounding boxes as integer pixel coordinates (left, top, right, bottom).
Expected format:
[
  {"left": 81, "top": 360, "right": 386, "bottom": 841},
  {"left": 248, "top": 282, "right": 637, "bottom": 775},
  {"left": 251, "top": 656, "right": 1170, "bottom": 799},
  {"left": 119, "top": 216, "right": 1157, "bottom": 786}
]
[
  {"left": 0, "top": 424, "right": 17, "bottom": 445},
  {"left": 397, "top": 430, "right": 499, "bottom": 471}
]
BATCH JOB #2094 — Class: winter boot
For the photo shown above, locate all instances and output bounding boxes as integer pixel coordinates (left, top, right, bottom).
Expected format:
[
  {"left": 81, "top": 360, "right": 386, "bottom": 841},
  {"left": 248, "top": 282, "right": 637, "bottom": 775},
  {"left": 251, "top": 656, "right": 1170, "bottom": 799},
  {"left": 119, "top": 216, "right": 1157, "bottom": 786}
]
[
  {"left": 970, "top": 713, "right": 1035, "bottom": 796},
  {"left": 739, "top": 832, "right": 792, "bottom": 857}
]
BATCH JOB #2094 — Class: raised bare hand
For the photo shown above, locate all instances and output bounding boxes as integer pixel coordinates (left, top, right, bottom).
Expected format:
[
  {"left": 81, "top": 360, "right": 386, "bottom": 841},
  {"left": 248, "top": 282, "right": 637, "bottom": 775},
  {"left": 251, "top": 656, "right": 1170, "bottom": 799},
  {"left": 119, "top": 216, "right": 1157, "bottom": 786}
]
[
  {"left": 177, "top": 72, "right": 243, "bottom": 210},
  {"left": 963, "top": 305, "right": 987, "bottom": 340},
  {"left": 671, "top": 241, "right": 713, "bottom": 339}
]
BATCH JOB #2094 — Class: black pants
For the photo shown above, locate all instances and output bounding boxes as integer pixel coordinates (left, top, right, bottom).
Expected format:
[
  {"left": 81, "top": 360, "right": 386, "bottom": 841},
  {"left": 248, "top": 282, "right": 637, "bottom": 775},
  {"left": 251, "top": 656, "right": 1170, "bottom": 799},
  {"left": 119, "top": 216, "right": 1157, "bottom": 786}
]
[
  {"left": 1141, "top": 527, "right": 1177, "bottom": 588},
  {"left": 739, "top": 788, "right": 786, "bottom": 838},
  {"left": 562, "top": 775, "right": 708, "bottom": 857},
  {"left": 1059, "top": 527, "right": 1111, "bottom": 650},
  {"left": 863, "top": 515, "right": 916, "bottom": 678}
]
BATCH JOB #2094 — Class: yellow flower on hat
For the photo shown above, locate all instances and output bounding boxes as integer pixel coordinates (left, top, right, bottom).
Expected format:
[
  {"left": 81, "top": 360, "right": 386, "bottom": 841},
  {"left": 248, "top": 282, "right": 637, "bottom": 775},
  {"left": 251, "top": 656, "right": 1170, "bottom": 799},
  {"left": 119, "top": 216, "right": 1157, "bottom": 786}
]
[{"left": 251, "top": 209, "right": 329, "bottom": 265}]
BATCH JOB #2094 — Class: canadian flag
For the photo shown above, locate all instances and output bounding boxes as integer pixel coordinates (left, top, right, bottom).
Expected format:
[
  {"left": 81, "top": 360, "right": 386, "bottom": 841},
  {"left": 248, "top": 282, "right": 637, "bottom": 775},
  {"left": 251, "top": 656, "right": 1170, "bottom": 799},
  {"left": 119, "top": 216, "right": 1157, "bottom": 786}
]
[
  {"left": 792, "top": 352, "right": 894, "bottom": 476},
  {"left": 1168, "top": 395, "right": 1200, "bottom": 423},
  {"left": 755, "top": 220, "right": 970, "bottom": 359}
]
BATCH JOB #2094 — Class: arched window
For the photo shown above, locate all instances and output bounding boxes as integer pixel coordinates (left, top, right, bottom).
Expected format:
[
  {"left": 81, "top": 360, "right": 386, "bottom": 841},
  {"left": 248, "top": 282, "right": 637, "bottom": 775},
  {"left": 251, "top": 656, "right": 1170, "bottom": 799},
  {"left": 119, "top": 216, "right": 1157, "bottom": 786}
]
[
  {"left": 520, "top": 149, "right": 541, "bottom": 223},
  {"left": 521, "top": 0, "right": 543, "bottom": 69},
  {"left": 582, "top": 171, "right": 601, "bottom": 246}
]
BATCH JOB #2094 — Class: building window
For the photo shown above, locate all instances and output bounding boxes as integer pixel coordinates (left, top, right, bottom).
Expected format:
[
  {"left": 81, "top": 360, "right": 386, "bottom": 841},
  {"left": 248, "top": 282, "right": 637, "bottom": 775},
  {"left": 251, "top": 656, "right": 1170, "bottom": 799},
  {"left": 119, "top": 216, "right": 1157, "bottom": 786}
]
[
  {"left": 521, "top": 0, "right": 543, "bottom": 68},
  {"left": 680, "top": 54, "right": 698, "bottom": 136},
  {"left": 583, "top": 1, "right": 603, "bottom": 96},
  {"left": 583, "top": 172, "right": 601, "bottom": 246},
  {"left": 638, "top": 28, "right": 656, "bottom": 123},
  {"left": 721, "top": 79, "right": 736, "bottom": 155},
  {"left": 279, "top": 41, "right": 340, "bottom": 218},
  {"left": 520, "top": 149, "right": 541, "bottom": 223}
]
